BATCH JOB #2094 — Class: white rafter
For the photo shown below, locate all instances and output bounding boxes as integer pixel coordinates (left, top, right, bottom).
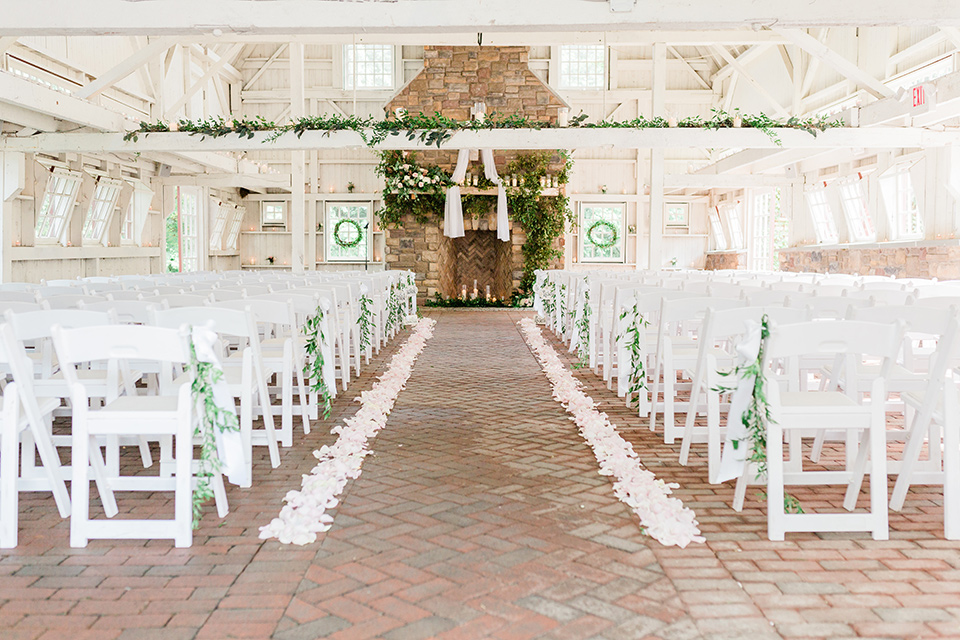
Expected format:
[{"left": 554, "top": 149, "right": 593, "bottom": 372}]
[
  {"left": 163, "top": 43, "right": 244, "bottom": 119},
  {"left": 776, "top": 28, "right": 894, "bottom": 100},
  {"left": 75, "top": 36, "right": 177, "bottom": 99},
  {"left": 712, "top": 45, "right": 790, "bottom": 118}
]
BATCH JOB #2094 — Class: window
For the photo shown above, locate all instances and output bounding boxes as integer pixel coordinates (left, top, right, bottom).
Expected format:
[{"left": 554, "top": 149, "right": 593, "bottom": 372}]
[
  {"left": 326, "top": 202, "right": 370, "bottom": 262},
  {"left": 34, "top": 168, "right": 82, "bottom": 244},
  {"left": 208, "top": 200, "right": 231, "bottom": 251},
  {"left": 224, "top": 205, "right": 245, "bottom": 251},
  {"left": 81, "top": 177, "right": 123, "bottom": 245},
  {"left": 559, "top": 45, "right": 606, "bottom": 90},
  {"left": 171, "top": 187, "right": 200, "bottom": 272},
  {"left": 261, "top": 201, "right": 286, "bottom": 228},
  {"left": 343, "top": 44, "right": 394, "bottom": 90},
  {"left": 748, "top": 192, "right": 774, "bottom": 271},
  {"left": 709, "top": 208, "right": 728, "bottom": 251},
  {"left": 886, "top": 55, "right": 954, "bottom": 93},
  {"left": 837, "top": 177, "right": 875, "bottom": 242},
  {"left": 579, "top": 203, "right": 624, "bottom": 263},
  {"left": 878, "top": 164, "right": 924, "bottom": 241},
  {"left": 121, "top": 179, "right": 153, "bottom": 246},
  {"left": 804, "top": 188, "right": 839, "bottom": 244},
  {"left": 721, "top": 202, "right": 745, "bottom": 250}
]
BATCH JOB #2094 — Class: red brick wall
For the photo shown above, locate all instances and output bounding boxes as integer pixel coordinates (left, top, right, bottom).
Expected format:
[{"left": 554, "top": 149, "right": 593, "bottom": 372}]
[{"left": 778, "top": 244, "right": 960, "bottom": 279}]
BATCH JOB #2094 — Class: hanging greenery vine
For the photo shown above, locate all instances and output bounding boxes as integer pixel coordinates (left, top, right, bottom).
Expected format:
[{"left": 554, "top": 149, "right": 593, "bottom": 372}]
[
  {"left": 358, "top": 292, "right": 374, "bottom": 352},
  {"left": 713, "top": 315, "right": 802, "bottom": 514},
  {"left": 618, "top": 301, "right": 649, "bottom": 405},
  {"left": 122, "top": 109, "right": 842, "bottom": 148},
  {"left": 303, "top": 308, "right": 333, "bottom": 421},
  {"left": 375, "top": 150, "right": 452, "bottom": 226},
  {"left": 385, "top": 284, "right": 404, "bottom": 333},
  {"left": 188, "top": 340, "right": 239, "bottom": 529},
  {"left": 573, "top": 287, "right": 591, "bottom": 370}
]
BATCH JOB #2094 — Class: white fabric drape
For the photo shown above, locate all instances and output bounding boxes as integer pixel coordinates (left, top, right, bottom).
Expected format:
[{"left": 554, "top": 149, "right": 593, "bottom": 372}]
[
  {"left": 191, "top": 323, "right": 248, "bottom": 487},
  {"left": 716, "top": 320, "right": 763, "bottom": 484},
  {"left": 481, "top": 149, "right": 510, "bottom": 242},
  {"left": 443, "top": 149, "right": 470, "bottom": 238},
  {"left": 443, "top": 149, "right": 510, "bottom": 241}
]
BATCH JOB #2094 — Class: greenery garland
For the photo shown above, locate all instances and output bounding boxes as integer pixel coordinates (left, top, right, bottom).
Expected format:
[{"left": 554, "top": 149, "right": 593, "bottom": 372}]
[
  {"left": 540, "top": 277, "right": 555, "bottom": 318},
  {"left": 385, "top": 284, "right": 404, "bottom": 333},
  {"left": 188, "top": 339, "right": 239, "bottom": 529},
  {"left": 123, "top": 109, "right": 843, "bottom": 148},
  {"left": 358, "top": 293, "right": 374, "bottom": 352},
  {"left": 333, "top": 219, "right": 363, "bottom": 248},
  {"left": 713, "top": 315, "right": 802, "bottom": 514},
  {"left": 572, "top": 286, "right": 591, "bottom": 370},
  {"left": 303, "top": 308, "right": 333, "bottom": 421},
  {"left": 618, "top": 301, "right": 649, "bottom": 406},
  {"left": 586, "top": 220, "right": 619, "bottom": 249}
]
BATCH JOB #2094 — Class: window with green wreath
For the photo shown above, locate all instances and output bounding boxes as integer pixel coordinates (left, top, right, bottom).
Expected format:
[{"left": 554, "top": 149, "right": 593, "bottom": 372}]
[
  {"left": 580, "top": 203, "right": 625, "bottom": 263},
  {"left": 326, "top": 202, "right": 370, "bottom": 262}
]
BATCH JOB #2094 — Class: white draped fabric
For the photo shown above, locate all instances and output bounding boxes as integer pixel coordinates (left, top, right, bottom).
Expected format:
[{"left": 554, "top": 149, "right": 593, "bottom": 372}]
[
  {"left": 716, "top": 319, "right": 763, "bottom": 483},
  {"left": 443, "top": 149, "right": 470, "bottom": 239},
  {"left": 481, "top": 149, "right": 511, "bottom": 242},
  {"left": 443, "top": 149, "right": 510, "bottom": 242},
  {"left": 191, "top": 323, "right": 249, "bottom": 487}
]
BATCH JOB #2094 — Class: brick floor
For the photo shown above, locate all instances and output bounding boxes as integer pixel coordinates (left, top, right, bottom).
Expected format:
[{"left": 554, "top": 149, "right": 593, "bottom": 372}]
[{"left": 2, "top": 309, "right": 960, "bottom": 639}]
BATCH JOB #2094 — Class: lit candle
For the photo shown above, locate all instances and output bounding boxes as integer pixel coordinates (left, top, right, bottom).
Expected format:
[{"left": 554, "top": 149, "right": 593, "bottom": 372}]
[
  {"left": 461, "top": 285, "right": 467, "bottom": 299},
  {"left": 486, "top": 285, "right": 491, "bottom": 301}
]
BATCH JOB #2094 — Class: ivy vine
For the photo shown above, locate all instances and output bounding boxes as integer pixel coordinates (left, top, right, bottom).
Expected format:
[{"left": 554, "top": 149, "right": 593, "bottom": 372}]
[
  {"left": 713, "top": 315, "right": 803, "bottom": 514},
  {"left": 303, "top": 308, "right": 332, "bottom": 421},
  {"left": 188, "top": 339, "right": 239, "bottom": 529}
]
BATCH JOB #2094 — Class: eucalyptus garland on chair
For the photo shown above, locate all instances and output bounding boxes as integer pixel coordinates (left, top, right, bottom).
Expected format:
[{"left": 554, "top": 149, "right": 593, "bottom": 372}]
[
  {"left": 188, "top": 340, "right": 239, "bottom": 529},
  {"left": 385, "top": 284, "right": 404, "bottom": 334},
  {"left": 303, "top": 308, "right": 333, "bottom": 421},
  {"left": 540, "top": 277, "right": 555, "bottom": 318},
  {"left": 713, "top": 315, "right": 802, "bottom": 514},
  {"left": 618, "top": 301, "right": 649, "bottom": 405},
  {"left": 573, "top": 287, "right": 591, "bottom": 370},
  {"left": 358, "top": 290, "right": 375, "bottom": 352}
]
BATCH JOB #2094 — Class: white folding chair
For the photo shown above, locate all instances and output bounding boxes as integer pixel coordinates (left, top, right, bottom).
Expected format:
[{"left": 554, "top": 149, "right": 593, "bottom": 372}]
[{"left": 52, "top": 324, "right": 204, "bottom": 548}]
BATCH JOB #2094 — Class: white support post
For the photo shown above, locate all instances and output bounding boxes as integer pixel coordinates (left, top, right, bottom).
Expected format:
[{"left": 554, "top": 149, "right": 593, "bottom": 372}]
[
  {"left": 648, "top": 43, "right": 666, "bottom": 270},
  {"left": 290, "top": 42, "right": 306, "bottom": 274},
  {"left": 0, "top": 151, "right": 24, "bottom": 283},
  {"left": 649, "top": 149, "right": 664, "bottom": 270}
]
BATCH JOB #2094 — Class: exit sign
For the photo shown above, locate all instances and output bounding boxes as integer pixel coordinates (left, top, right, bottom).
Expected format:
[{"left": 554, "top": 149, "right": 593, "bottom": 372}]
[{"left": 913, "top": 85, "right": 926, "bottom": 108}]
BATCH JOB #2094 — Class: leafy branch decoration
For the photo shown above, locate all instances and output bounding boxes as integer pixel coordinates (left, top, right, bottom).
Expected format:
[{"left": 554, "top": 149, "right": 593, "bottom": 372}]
[
  {"left": 303, "top": 308, "right": 333, "bottom": 421},
  {"left": 618, "top": 301, "right": 649, "bottom": 406},
  {"left": 712, "top": 315, "right": 802, "bottom": 514}
]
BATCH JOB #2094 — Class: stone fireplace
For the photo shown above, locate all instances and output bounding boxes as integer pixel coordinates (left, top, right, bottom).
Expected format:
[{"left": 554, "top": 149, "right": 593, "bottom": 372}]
[{"left": 383, "top": 46, "right": 569, "bottom": 303}]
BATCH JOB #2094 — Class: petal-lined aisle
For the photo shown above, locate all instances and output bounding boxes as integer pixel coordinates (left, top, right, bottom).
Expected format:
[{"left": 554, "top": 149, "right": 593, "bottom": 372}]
[{"left": 269, "top": 309, "right": 720, "bottom": 640}]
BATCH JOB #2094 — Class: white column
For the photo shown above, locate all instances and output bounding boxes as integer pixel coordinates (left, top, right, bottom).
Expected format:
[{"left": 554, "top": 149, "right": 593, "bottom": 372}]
[
  {"left": 648, "top": 43, "right": 666, "bottom": 269},
  {"left": 0, "top": 151, "right": 24, "bottom": 283},
  {"left": 290, "top": 42, "right": 306, "bottom": 273}
]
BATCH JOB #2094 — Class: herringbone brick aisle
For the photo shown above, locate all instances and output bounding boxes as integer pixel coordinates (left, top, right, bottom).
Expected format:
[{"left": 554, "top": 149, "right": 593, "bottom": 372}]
[{"left": 271, "top": 309, "right": 775, "bottom": 640}]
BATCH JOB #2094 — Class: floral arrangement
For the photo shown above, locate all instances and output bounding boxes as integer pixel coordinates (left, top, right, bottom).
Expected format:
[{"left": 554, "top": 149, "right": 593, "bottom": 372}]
[
  {"left": 519, "top": 318, "right": 704, "bottom": 548},
  {"left": 376, "top": 150, "right": 452, "bottom": 226},
  {"left": 259, "top": 318, "right": 437, "bottom": 545}
]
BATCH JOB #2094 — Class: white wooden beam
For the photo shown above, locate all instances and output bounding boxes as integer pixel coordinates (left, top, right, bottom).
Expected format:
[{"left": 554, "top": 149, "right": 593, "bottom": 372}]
[
  {"left": 189, "top": 43, "right": 242, "bottom": 84},
  {"left": 712, "top": 45, "right": 790, "bottom": 118},
  {"left": 164, "top": 43, "right": 244, "bottom": 119},
  {"left": 8, "top": 127, "right": 960, "bottom": 154},
  {"left": 0, "top": 71, "right": 130, "bottom": 132},
  {"left": 665, "top": 174, "right": 798, "bottom": 188},
  {"left": 775, "top": 28, "right": 894, "bottom": 100},
  {"left": 4, "top": 1, "right": 960, "bottom": 34},
  {"left": 243, "top": 44, "right": 288, "bottom": 91},
  {"left": 75, "top": 37, "right": 176, "bottom": 99},
  {"left": 155, "top": 173, "right": 291, "bottom": 190},
  {"left": 0, "top": 37, "right": 18, "bottom": 55},
  {"left": 290, "top": 42, "right": 305, "bottom": 273},
  {"left": 711, "top": 44, "right": 770, "bottom": 83},
  {"left": 666, "top": 45, "right": 710, "bottom": 90}
]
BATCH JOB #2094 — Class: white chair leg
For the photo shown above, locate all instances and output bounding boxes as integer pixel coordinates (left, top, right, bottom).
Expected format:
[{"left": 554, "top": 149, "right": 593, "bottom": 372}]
[
  {"left": 767, "top": 423, "right": 786, "bottom": 541},
  {"left": 70, "top": 429, "right": 91, "bottom": 548},
  {"left": 0, "top": 421, "right": 19, "bottom": 548},
  {"left": 869, "top": 419, "right": 890, "bottom": 541},
  {"left": 174, "top": 430, "right": 192, "bottom": 548}
]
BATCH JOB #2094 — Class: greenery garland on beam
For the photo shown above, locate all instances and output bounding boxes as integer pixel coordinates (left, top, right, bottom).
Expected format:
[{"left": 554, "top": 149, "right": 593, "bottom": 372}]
[{"left": 122, "top": 109, "right": 843, "bottom": 148}]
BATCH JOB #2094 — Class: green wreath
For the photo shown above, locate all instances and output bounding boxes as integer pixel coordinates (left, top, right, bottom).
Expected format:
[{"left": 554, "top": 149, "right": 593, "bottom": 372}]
[
  {"left": 333, "top": 219, "right": 364, "bottom": 248},
  {"left": 586, "top": 220, "right": 619, "bottom": 249}
]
